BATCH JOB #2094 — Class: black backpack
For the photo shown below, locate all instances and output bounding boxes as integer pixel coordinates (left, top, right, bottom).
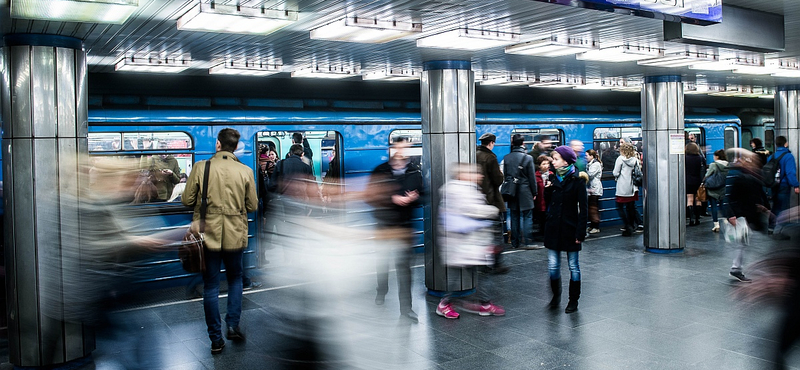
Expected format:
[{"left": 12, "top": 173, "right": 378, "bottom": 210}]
[{"left": 762, "top": 151, "right": 788, "bottom": 188}]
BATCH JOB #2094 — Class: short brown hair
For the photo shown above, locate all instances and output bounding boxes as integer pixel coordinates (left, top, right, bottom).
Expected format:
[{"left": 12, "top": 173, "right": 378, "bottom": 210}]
[
  {"left": 685, "top": 143, "right": 700, "bottom": 155},
  {"left": 217, "top": 128, "right": 240, "bottom": 153}
]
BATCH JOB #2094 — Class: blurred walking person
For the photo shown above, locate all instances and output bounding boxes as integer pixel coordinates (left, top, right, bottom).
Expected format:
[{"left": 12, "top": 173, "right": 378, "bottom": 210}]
[
  {"left": 545, "top": 146, "right": 588, "bottom": 313},
  {"left": 476, "top": 133, "right": 512, "bottom": 273},
  {"left": 183, "top": 128, "right": 258, "bottom": 354},
  {"left": 436, "top": 163, "right": 505, "bottom": 319},
  {"left": 725, "top": 149, "right": 769, "bottom": 283},
  {"left": 368, "top": 137, "right": 423, "bottom": 323},
  {"left": 585, "top": 149, "right": 603, "bottom": 234}
]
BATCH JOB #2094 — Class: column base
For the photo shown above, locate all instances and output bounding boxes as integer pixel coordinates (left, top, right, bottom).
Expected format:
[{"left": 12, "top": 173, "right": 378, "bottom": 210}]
[{"left": 645, "top": 248, "right": 684, "bottom": 254}]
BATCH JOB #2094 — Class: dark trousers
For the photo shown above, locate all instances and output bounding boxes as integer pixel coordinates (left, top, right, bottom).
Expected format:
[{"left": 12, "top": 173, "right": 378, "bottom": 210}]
[
  {"left": 203, "top": 248, "right": 244, "bottom": 342},
  {"left": 376, "top": 233, "right": 413, "bottom": 313},
  {"left": 588, "top": 195, "right": 601, "bottom": 229},
  {"left": 616, "top": 201, "right": 637, "bottom": 232}
]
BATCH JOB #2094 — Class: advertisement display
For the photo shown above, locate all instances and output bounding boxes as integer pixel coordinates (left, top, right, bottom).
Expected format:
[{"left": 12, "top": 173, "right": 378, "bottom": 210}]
[{"left": 535, "top": 0, "right": 722, "bottom": 25}]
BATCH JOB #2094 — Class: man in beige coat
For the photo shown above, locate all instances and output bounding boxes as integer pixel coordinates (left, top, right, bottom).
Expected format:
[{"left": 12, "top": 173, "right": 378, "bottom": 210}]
[{"left": 183, "top": 128, "right": 258, "bottom": 354}]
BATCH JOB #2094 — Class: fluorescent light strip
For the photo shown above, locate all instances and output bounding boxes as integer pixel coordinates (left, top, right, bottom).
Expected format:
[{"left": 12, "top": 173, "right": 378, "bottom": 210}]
[
  {"left": 11, "top": 0, "right": 138, "bottom": 23},
  {"left": 310, "top": 17, "right": 421, "bottom": 44},
  {"left": 115, "top": 55, "right": 191, "bottom": 73},
  {"left": 505, "top": 37, "right": 595, "bottom": 57},
  {"left": 577, "top": 45, "right": 662, "bottom": 63},
  {"left": 637, "top": 51, "right": 717, "bottom": 68},
  {"left": 209, "top": 61, "right": 282, "bottom": 76},
  {"left": 362, "top": 69, "right": 419, "bottom": 81},
  {"left": 177, "top": 2, "right": 297, "bottom": 35},
  {"left": 292, "top": 66, "right": 359, "bottom": 79},
  {"left": 530, "top": 76, "right": 583, "bottom": 88},
  {"left": 480, "top": 76, "right": 535, "bottom": 86},
  {"left": 416, "top": 28, "right": 520, "bottom": 51}
]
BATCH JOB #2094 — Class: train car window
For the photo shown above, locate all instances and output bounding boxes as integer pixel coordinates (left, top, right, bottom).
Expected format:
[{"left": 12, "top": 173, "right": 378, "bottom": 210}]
[
  {"left": 592, "top": 127, "right": 642, "bottom": 180},
  {"left": 765, "top": 129, "right": 775, "bottom": 153},
  {"left": 256, "top": 130, "right": 342, "bottom": 183},
  {"left": 742, "top": 129, "right": 752, "bottom": 148},
  {"left": 511, "top": 129, "right": 563, "bottom": 152},
  {"left": 389, "top": 129, "right": 423, "bottom": 168},
  {"left": 88, "top": 131, "right": 194, "bottom": 204},
  {"left": 724, "top": 127, "right": 738, "bottom": 151}
]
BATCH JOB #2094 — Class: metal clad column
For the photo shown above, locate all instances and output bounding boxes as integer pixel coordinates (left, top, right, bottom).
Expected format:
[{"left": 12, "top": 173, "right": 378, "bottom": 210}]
[
  {"left": 421, "top": 61, "right": 476, "bottom": 292},
  {"left": 776, "top": 86, "right": 800, "bottom": 209},
  {"left": 641, "top": 76, "right": 685, "bottom": 252},
  {"left": 2, "top": 35, "right": 91, "bottom": 366}
]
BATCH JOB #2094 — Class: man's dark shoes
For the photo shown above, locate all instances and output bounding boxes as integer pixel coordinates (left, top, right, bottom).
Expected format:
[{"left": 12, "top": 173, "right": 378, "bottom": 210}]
[
  {"left": 211, "top": 339, "right": 225, "bottom": 354},
  {"left": 227, "top": 326, "right": 245, "bottom": 341},
  {"left": 730, "top": 271, "right": 752, "bottom": 283}
]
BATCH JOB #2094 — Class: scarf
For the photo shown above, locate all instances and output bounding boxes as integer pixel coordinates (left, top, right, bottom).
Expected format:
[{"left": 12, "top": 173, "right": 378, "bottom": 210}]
[{"left": 555, "top": 164, "right": 575, "bottom": 181}]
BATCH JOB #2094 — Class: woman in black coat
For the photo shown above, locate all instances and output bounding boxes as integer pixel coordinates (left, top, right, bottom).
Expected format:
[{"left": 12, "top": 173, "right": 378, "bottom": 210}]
[
  {"left": 544, "top": 146, "right": 588, "bottom": 314},
  {"left": 685, "top": 143, "right": 706, "bottom": 226}
]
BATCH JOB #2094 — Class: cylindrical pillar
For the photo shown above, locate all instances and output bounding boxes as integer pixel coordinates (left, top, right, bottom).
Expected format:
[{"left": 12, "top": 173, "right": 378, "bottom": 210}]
[
  {"left": 641, "top": 76, "right": 685, "bottom": 253},
  {"left": 420, "top": 60, "right": 476, "bottom": 292},
  {"left": 2, "top": 34, "right": 91, "bottom": 366},
  {"left": 775, "top": 86, "right": 800, "bottom": 209}
]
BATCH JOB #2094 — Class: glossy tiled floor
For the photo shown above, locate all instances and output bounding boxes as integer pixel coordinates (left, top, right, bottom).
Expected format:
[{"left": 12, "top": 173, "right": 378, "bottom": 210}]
[{"left": 7, "top": 219, "right": 800, "bottom": 370}]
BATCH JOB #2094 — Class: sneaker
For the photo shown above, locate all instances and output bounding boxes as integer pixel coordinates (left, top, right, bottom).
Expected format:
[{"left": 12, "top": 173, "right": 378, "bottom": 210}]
[
  {"left": 211, "top": 339, "right": 225, "bottom": 354},
  {"left": 436, "top": 302, "right": 460, "bottom": 319},
  {"left": 588, "top": 228, "right": 600, "bottom": 234},
  {"left": 729, "top": 271, "right": 752, "bottom": 283},
  {"left": 226, "top": 326, "right": 245, "bottom": 341},
  {"left": 620, "top": 228, "right": 626, "bottom": 232},
  {"left": 243, "top": 281, "right": 263, "bottom": 291},
  {"left": 636, "top": 224, "right": 644, "bottom": 231},
  {"left": 479, "top": 303, "right": 506, "bottom": 316}
]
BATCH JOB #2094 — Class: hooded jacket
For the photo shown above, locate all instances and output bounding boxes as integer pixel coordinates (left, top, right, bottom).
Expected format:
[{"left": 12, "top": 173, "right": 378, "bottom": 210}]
[
  {"left": 438, "top": 179, "right": 499, "bottom": 267},
  {"left": 586, "top": 158, "right": 603, "bottom": 196},
  {"left": 705, "top": 160, "right": 729, "bottom": 200},
  {"left": 613, "top": 155, "right": 639, "bottom": 197},
  {"left": 544, "top": 169, "right": 588, "bottom": 252}
]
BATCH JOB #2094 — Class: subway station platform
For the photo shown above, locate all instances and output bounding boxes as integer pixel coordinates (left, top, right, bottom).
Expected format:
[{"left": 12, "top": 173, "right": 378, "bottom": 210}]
[{"left": 5, "top": 220, "right": 800, "bottom": 370}]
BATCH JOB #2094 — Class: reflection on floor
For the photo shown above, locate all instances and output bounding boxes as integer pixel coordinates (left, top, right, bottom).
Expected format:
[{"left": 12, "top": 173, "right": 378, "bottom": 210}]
[{"left": 4, "top": 221, "right": 800, "bottom": 370}]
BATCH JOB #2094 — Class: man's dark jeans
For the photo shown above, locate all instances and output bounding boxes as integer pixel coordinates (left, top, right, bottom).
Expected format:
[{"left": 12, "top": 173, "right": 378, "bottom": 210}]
[{"left": 203, "top": 249, "right": 244, "bottom": 342}]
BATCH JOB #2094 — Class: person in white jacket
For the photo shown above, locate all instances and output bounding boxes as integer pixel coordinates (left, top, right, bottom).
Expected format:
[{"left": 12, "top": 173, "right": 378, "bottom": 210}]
[
  {"left": 436, "top": 163, "right": 505, "bottom": 319},
  {"left": 613, "top": 143, "right": 640, "bottom": 236},
  {"left": 585, "top": 150, "right": 603, "bottom": 234}
]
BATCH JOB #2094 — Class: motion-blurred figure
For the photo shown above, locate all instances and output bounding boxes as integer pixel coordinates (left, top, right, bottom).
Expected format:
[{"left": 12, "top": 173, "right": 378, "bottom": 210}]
[
  {"left": 271, "top": 144, "right": 320, "bottom": 217},
  {"left": 145, "top": 142, "right": 181, "bottom": 201},
  {"left": 436, "top": 163, "right": 505, "bottom": 319},
  {"left": 476, "top": 133, "right": 510, "bottom": 273},
  {"left": 182, "top": 128, "right": 258, "bottom": 354},
  {"left": 367, "top": 137, "right": 422, "bottom": 323}
]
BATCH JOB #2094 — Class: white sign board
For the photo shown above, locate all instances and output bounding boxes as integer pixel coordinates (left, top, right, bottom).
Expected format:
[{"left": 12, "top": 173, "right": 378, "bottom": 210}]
[{"left": 670, "top": 134, "right": 685, "bottom": 154}]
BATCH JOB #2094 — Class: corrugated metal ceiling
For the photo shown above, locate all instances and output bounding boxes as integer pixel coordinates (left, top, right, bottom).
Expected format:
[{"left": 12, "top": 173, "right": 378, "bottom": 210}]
[{"left": 3, "top": 0, "right": 800, "bottom": 89}]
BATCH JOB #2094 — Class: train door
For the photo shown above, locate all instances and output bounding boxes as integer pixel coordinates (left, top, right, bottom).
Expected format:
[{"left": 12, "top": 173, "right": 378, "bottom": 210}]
[
  {"left": 591, "top": 127, "right": 642, "bottom": 180},
  {"left": 511, "top": 128, "right": 563, "bottom": 154},
  {"left": 742, "top": 129, "right": 753, "bottom": 149}
]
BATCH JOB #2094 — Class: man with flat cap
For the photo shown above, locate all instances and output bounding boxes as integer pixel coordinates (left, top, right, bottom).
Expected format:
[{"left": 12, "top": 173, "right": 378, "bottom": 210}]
[{"left": 477, "top": 133, "right": 512, "bottom": 273}]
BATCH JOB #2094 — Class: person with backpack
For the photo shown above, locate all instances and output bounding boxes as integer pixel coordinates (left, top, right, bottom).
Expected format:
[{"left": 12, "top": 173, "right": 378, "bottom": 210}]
[
  {"left": 503, "top": 134, "right": 538, "bottom": 250},
  {"left": 704, "top": 149, "right": 729, "bottom": 232},
  {"left": 612, "top": 142, "right": 639, "bottom": 236},
  {"left": 766, "top": 136, "right": 800, "bottom": 232}
]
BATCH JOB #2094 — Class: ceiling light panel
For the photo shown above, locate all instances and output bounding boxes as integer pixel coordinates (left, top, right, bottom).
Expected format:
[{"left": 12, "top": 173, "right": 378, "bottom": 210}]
[
  {"left": 292, "top": 65, "right": 359, "bottom": 79},
  {"left": 771, "top": 59, "right": 800, "bottom": 78},
  {"left": 505, "top": 37, "right": 596, "bottom": 57},
  {"left": 529, "top": 75, "right": 583, "bottom": 88},
  {"left": 209, "top": 60, "right": 282, "bottom": 76},
  {"left": 577, "top": 45, "right": 662, "bottom": 63},
  {"left": 362, "top": 69, "right": 420, "bottom": 81},
  {"left": 416, "top": 28, "right": 520, "bottom": 51},
  {"left": 11, "top": 0, "right": 138, "bottom": 23},
  {"left": 310, "top": 17, "right": 421, "bottom": 44},
  {"left": 480, "top": 75, "right": 536, "bottom": 86},
  {"left": 637, "top": 51, "right": 718, "bottom": 68},
  {"left": 115, "top": 55, "right": 191, "bottom": 73},
  {"left": 177, "top": 2, "right": 298, "bottom": 35}
]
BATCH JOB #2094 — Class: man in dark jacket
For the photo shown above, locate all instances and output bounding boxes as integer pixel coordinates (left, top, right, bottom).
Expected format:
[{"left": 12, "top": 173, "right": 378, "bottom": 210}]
[
  {"left": 726, "top": 150, "right": 769, "bottom": 282},
  {"left": 477, "top": 133, "right": 513, "bottom": 273},
  {"left": 368, "top": 137, "right": 423, "bottom": 323},
  {"left": 271, "top": 144, "right": 319, "bottom": 215},
  {"left": 502, "top": 134, "right": 538, "bottom": 250}
]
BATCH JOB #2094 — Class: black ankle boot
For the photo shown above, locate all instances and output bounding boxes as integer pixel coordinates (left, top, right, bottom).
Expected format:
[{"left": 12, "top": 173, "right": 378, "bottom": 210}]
[
  {"left": 565, "top": 280, "right": 581, "bottom": 313},
  {"left": 548, "top": 279, "right": 561, "bottom": 309}
]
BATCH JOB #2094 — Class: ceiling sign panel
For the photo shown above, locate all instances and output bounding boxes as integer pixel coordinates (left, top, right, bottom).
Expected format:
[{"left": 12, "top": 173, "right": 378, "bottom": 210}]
[{"left": 532, "top": 0, "right": 722, "bottom": 25}]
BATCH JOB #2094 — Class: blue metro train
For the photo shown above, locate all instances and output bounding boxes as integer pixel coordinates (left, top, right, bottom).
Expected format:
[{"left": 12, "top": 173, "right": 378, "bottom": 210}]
[{"left": 47, "top": 107, "right": 743, "bottom": 290}]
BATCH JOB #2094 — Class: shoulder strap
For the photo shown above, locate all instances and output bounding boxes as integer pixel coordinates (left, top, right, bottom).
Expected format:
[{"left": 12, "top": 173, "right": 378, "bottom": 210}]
[
  {"left": 199, "top": 160, "right": 211, "bottom": 233},
  {"left": 777, "top": 151, "right": 789, "bottom": 162}
]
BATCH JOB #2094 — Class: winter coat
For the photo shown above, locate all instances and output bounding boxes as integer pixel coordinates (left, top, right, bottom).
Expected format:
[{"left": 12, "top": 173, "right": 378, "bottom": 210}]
[
  {"left": 502, "top": 146, "right": 538, "bottom": 211},
  {"left": 476, "top": 145, "right": 506, "bottom": 212},
  {"left": 544, "top": 169, "right": 588, "bottom": 252},
  {"left": 726, "top": 164, "right": 769, "bottom": 231},
  {"left": 438, "top": 179, "right": 499, "bottom": 267},
  {"left": 270, "top": 155, "right": 319, "bottom": 202},
  {"left": 534, "top": 170, "right": 547, "bottom": 212},
  {"left": 752, "top": 146, "right": 769, "bottom": 167},
  {"left": 704, "top": 160, "right": 729, "bottom": 200},
  {"left": 368, "top": 160, "right": 423, "bottom": 227},
  {"left": 586, "top": 159, "right": 603, "bottom": 196},
  {"left": 145, "top": 155, "right": 181, "bottom": 200},
  {"left": 685, "top": 153, "right": 706, "bottom": 194},
  {"left": 183, "top": 151, "right": 258, "bottom": 252},
  {"left": 768, "top": 147, "right": 800, "bottom": 188},
  {"left": 613, "top": 156, "right": 639, "bottom": 197}
]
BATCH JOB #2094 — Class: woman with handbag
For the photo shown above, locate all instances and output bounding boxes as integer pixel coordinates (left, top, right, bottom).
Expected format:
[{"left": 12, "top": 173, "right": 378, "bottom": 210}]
[
  {"left": 613, "top": 143, "right": 639, "bottom": 236},
  {"left": 685, "top": 143, "right": 706, "bottom": 227},
  {"left": 705, "top": 149, "right": 729, "bottom": 232}
]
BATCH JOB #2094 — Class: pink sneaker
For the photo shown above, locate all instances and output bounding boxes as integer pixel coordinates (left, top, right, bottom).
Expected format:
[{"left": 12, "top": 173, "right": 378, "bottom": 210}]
[
  {"left": 479, "top": 303, "right": 505, "bottom": 316},
  {"left": 436, "top": 302, "right": 460, "bottom": 319}
]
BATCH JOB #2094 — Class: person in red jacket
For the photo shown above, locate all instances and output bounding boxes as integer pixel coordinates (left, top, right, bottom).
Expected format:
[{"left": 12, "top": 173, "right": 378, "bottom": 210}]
[{"left": 533, "top": 155, "right": 552, "bottom": 242}]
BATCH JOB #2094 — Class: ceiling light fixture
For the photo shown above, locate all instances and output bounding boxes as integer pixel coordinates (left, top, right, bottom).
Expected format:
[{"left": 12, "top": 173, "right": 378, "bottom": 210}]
[
  {"left": 770, "top": 59, "right": 800, "bottom": 78},
  {"left": 291, "top": 65, "right": 359, "bottom": 79},
  {"left": 115, "top": 55, "right": 191, "bottom": 73},
  {"left": 209, "top": 60, "right": 282, "bottom": 76},
  {"left": 310, "top": 17, "right": 421, "bottom": 43},
  {"left": 362, "top": 69, "right": 420, "bottom": 81},
  {"left": 637, "top": 51, "right": 718, "bottom": 68},
  {"left": 416, "top": 28, "right": 520, "bottom": 51},
  {"left": 480, "top": 75, "right": 536, "bottom": 86},
  {"left": 529, "top": 75, "right": 583, "bottom": 88},
  {"left": 11, "top": 0, "right": 139, "bottom": 23},
  {"left": 689, "top": 56, "right": 769, "bottom": 73},
  {"left": 177, "top": 1, "right": 298, "bottom": 35},
  {"left": 576, "top": 45, "right": 662, "bottom": 63},
  {"left": 504, "top": 37, "right": 596, "bottom": 57}
]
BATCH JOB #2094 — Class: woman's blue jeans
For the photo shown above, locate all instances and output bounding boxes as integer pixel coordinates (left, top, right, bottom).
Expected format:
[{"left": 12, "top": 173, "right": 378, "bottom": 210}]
[
  {"left": 709, "top": 196, "right": 725, "bottom": 222},
  {"left": 548, "top": 249, "right": 580, "bottom": 282}
]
